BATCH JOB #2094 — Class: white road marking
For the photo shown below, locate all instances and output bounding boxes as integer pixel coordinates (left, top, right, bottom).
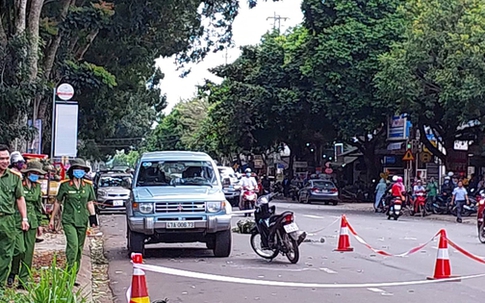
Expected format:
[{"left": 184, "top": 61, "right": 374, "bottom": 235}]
[
  {"left": 303, "top": 215, "right": 326, "bottom": 219},
  {"left": 367, "top": 287, "right": 394, "bottom": 296},
  {"left": 367, "top": 288, "right": 385, "bottom": 293},
  {"left": 319, "top": 267, "right": 338, "bottom": 274}
]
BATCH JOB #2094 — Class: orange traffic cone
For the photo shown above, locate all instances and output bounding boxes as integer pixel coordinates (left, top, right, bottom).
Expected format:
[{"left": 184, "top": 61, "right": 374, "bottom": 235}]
[
  {"left": 334, "top": 214, "right": 354, "bottom": 252},
  {"left": 427, "top": 229, "right": 460, "bottom": 281},
  {"left": 130, "top": 253, "right": 151, "bottom": 303}
]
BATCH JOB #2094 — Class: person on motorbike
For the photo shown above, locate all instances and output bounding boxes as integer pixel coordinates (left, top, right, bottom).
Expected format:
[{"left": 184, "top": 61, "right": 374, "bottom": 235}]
[
  {"left": 413, "top": 180, "right": 426, "bottom": 199},
  {"left": 239, "top": 168, "right": 258, "bottom": 210},
  {"left": 389, "top": 176, "right": 405, "bottom": 213},
  {"left": 441, "top": 176, "right": 454, "bottom": 197}
]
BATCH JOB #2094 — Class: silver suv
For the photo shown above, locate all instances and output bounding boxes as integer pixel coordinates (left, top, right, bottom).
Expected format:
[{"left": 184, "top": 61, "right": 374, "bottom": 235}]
[{"left": 126, "top": 151, "right": 232, "bottom": 257}]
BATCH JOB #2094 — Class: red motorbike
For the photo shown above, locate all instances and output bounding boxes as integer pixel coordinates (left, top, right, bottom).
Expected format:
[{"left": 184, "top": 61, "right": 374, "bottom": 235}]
[
  {"left": 476, "top": 190, "right": 485, "bottom": 243},
  {"left": 241, "top": 186, "right": 258, "bottom": 217},
  {"left": 411, "top": 190, "right": 427, "bottom": 216}
]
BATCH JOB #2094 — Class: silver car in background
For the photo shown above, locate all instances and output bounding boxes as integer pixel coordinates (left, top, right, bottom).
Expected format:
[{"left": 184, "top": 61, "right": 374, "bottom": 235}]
[
  {"left": 96, "top": 173, "right": 132, "bottom": 213},
  {"left": 298, "top": 179, "right": 339, "bottom": 205}
]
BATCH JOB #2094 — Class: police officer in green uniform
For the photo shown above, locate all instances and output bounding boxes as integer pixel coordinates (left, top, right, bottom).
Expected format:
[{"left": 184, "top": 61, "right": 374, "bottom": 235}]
[
  {"left": 8, "top": 161, "right": 46, "bottom": 288},
  {"left": 0, "top": 144, "right": 29, "bottom": 287},
  {"left": 49, "top": 158, "right": 98, "bottom": 283}
]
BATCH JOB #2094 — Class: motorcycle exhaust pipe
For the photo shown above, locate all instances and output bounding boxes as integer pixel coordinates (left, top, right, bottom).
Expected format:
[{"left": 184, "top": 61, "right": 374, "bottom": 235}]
[{"left": 297, "top": 231, "right": 307, "bottom": 246}]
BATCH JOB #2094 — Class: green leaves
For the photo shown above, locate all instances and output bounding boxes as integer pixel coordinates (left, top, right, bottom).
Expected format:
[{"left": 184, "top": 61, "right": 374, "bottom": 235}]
[{"left": 375, "top": 0, "right": 485, "bottom": 161}]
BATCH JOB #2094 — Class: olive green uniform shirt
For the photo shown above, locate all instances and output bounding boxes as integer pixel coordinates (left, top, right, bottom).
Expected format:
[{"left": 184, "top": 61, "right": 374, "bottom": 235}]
[
  {"left": 56, "top": 179, "right": 95, "bottom": 227},
  {"left": 17, "top": 182, "right": 43, "bottom": 229},
  {"left": 0, "top": 169, "right": 24, "bottom": 215}
]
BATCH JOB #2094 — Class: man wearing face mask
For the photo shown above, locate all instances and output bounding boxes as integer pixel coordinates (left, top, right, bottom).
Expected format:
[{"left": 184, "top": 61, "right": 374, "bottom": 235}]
[
  {"left": 239, "top": 168, "right": 257, "bottom": 209},
  {"left": 8, "top": 161, "right": 46, "bottom": 288},
  {"left": 49, "top": 158, "right": 98, "bottom": 285}
]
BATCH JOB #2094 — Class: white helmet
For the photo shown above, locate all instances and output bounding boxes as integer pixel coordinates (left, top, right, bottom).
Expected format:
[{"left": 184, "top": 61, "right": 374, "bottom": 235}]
[
  {"left": 10, "top": 151, "right": 24, "bottom": 165},
  {"left": 444, "top": 176, "right": 451, "bottom": 180},
  {"left": 245, "top": 168, "right": 252, "bottom": 173},
  {"left": 392, "top": 175, "right": 398, "bottom": 182}
]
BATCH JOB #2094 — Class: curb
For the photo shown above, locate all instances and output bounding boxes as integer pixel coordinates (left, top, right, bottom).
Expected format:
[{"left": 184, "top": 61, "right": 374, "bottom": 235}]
[{"left": 79, "top": 241, "right": 93, "bottom": 302}]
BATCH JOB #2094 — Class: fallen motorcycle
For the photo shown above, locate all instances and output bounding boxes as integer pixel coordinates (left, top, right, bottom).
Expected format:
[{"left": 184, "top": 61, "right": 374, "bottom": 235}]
[{"left": 250, "top": 194, "right": 306, "bottom": 264}]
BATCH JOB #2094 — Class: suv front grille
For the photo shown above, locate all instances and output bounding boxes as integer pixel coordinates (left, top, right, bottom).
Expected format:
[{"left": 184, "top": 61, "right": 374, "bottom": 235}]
[{"left": 155, "top": 201, "right": 205, "bottom": 213}]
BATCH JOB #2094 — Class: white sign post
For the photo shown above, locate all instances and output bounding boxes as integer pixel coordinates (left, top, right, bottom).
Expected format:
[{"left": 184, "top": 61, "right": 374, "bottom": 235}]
[
  {"left": 51, "top": 83, "right": 78, "bottom": 159},
  {"left": 56, "top": 83, "right": 75, "bottom": 101}
]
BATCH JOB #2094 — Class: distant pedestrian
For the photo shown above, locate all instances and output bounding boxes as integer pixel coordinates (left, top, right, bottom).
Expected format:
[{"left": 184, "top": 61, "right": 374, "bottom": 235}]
[
  {"left": 426, "top": 177, "right": 438, "bottom": 203},
  {"left": 374, "top": 178, "right": 387, "bottom": 212},
  {"left": 451, "top": 181, "right": 469, "bottom": 223}
]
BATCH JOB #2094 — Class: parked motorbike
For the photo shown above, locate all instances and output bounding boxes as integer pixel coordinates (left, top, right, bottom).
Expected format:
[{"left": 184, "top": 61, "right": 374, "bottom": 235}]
[
  {"left": 250, "top": 194, "right": 307, "bottom": 264},
  {"left": 387, "top": 197, "right": 403, "bottom": 220},
  {"left": 411, "top": 191, "right": 427, "bottom": 216},
  {"left": 432, "top": 194, "right": 452, "bottom": 214},
  {"left": 477, "top": 190, "right": 485, "bottom": 243},
  {"left": 242, "top": 186, "right": 257, "bottom": 217}
]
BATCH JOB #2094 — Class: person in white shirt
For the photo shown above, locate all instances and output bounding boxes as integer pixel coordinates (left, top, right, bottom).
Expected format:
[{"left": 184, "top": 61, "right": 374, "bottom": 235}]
[
  {"left": 451, "top": 181, "right": 469, "bottom": 223},
  {"left": 240, "top": 168, "right": 257, "bottom": 189}
]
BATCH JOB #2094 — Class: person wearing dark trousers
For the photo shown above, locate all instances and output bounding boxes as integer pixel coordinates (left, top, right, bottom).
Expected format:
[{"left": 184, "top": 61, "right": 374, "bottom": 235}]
[{"left": 451, "top": 181, "right": 469, "bottom": 223}]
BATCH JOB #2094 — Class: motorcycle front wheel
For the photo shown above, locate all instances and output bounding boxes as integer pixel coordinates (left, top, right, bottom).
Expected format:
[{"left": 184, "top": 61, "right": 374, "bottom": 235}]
[
  {"left": 250, "top": 232, "right": 279, "bottom": 259},
  {"left": 284, "top": 234, "right": 300, "bottom": 264},
  {"left": 478, "top": 222, "right": 485, "bottom": 244}
]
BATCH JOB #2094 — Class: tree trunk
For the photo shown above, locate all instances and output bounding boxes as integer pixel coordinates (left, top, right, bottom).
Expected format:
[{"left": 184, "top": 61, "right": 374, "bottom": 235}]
[
  {"left": 14, "top": 0, "right": 27, "bottom": 35},
  {"left": 26, "top": 0, "right": 44, "bottom": 82}
]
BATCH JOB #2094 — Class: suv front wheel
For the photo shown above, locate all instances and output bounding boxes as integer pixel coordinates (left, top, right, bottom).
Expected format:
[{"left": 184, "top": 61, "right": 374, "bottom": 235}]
[
  {"left": 128, "top": 228, "right": 146, "bottom": 256},
  {"left": 213, "top": 230, "right": 232, "bottom": 257}
]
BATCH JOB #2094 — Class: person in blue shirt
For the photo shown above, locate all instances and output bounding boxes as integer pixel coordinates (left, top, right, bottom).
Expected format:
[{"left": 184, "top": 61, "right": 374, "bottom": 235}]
[{"left": 451, "top": 181, "right": 469, "bottom": 223}]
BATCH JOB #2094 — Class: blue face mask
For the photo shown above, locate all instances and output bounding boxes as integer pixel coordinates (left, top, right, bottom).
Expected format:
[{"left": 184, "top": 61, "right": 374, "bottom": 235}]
[
  {"left": 28, "top": 174, "right": 39, "bottom": 182},
  {"left": 73, "top": 169, "right": 86, "bottom": 179},
  {"left": 246, "top": 173, "right": 251, "bottom": 177}
]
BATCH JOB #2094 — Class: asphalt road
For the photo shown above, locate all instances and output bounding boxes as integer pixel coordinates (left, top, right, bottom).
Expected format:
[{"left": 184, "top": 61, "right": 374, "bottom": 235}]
[{"left": 101, "top": 201, "right": 485, "bottom": 303}]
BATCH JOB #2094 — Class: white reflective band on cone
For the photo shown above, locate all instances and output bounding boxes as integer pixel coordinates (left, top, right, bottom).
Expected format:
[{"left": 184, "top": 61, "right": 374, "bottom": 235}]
[
  {"left": 134, "top": 268, "right": 145, "bottom": 276},
  {"left": 437, "top": 248, "right": 450, "bottom": 260},
  {"left": 339, "top": 227, "right": 349, "bottom": 235}
]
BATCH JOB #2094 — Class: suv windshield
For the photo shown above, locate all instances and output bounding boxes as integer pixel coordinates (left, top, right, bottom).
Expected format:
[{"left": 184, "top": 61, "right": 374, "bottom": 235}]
[
  {"left": 99, "top": 175, "right": 131, "bottom": 188},
  {"left": 136, "top": 160, "right": 218, "bottom": 187}
]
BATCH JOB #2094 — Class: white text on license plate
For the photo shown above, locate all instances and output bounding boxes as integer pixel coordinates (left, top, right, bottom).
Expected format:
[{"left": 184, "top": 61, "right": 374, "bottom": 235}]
[
  {"left": 166, "top": 221, "right": 195, "bottom": 229},
  {"left": 113, "top": 200, "right": 124, "bottom": 206},
  {"left": 283, "top": 223, "right": 299, "bottom": 233}
]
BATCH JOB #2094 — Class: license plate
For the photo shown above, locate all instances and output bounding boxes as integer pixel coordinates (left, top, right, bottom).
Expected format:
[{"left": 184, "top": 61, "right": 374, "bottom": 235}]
[
  {"left": 283, "top": 223, "right": 299, "bottom": 233},
  {"left": 166, "top": 221, "right": 195, "bottom": 229},
  {"left": 394, "top": 204, "right": 401, "bottom": 210},
  {"left": 113, "top": 200, "right": 124, "bottom": 206}
]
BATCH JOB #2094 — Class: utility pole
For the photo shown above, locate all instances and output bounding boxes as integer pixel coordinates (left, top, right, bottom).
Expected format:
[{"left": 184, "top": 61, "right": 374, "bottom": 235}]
[{"left": 266, "top": 11, "right": 289, "bottom": 31}]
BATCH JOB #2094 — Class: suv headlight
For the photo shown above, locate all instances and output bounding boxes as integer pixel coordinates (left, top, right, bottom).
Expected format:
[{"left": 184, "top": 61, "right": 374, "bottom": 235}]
[
  {"left": 134, "top": 203, "right": 154, "bottom": 214},
  {"left": 206, "top": 201, "right": 224, "bottom": 213}
]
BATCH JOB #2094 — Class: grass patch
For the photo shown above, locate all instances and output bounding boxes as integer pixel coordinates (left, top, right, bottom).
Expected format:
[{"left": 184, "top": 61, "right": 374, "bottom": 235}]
[{"left": 2, "top": 257, "right": 88, "bottom": 303}]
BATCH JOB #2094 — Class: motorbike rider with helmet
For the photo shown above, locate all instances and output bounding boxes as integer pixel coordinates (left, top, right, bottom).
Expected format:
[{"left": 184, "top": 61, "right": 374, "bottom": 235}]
[
  {"left": 389, "top": 176, "right": 405, "bottom": 213},
  {"left": 441, "top": 176, "right": 454, "bottom": 197},
  {"left": 239, "top": 168, "right": 258, "bottom": 210}
]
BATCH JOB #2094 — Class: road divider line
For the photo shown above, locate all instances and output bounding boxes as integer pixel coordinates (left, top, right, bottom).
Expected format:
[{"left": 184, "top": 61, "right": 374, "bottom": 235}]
[
  {"left": 319, "top": 267, "right": 337, "bottom": 274},
  {"left": 303, "top": 215, "right": 326, "bottom": 219},
  {"left": 132, "top": 263, "right": 485, "bottom": 289}
]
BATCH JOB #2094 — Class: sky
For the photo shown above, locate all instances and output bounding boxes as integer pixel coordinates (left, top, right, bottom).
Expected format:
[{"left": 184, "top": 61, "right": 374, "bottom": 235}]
[{"left": 155, "top": 0, "right": 304, "bottom": 114}]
